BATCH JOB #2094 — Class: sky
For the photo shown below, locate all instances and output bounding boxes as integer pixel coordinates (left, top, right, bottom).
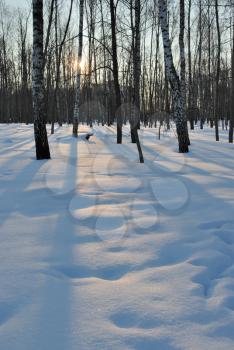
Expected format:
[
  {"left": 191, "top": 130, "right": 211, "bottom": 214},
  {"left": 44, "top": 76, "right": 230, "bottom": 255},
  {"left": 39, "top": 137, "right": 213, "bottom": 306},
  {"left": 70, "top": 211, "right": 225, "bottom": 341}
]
[{"left": 6, "top": 0, "right": 29, "bottom": 8}]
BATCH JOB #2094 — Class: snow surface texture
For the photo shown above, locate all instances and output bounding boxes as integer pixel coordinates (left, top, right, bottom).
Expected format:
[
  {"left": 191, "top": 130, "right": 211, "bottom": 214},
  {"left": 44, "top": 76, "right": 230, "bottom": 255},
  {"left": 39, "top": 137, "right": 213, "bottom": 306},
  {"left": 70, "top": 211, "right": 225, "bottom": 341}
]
[{"left": 0, "top": 123, "right": 234, "bottom": 350}]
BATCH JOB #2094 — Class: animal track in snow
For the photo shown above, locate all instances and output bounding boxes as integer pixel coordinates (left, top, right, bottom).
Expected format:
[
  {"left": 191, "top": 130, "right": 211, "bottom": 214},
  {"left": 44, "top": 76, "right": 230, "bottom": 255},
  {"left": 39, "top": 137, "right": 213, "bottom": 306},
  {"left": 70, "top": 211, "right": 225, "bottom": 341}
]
[
  {"left": 0, "top": 302, "right": 19, "bottom": 326},
  {"left": 194, "top": 221, "right": 234, "bottom": 300},
  {"left": 221, "top": 296, "right": 234, "bottom": 311},
  {"left": 125, "top": 337, "right": 178, "bottom": 350},
  {"left": 46, "top": 263, "right": 130, "bottom": 282},
  {"left": 110, "top": 310, "right": 160, "bottom": 330},
  {"left": 190, "top": 253, "right": 233, "bottom": 298},
  {"left": 198, "top": 220, "right": 234, "bottom": 231},
  {"left": 213, "top": 230, "right": 234, "bottom": 245}
]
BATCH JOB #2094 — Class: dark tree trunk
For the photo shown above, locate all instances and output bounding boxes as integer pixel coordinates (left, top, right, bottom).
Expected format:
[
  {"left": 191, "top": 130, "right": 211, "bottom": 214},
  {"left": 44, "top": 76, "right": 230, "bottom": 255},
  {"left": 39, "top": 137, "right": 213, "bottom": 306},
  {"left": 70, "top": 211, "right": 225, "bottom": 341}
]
[
  {"left": 73, "top": 0, "right": 84, "bottom": 137},
  {"left": 215, "top": 0, "right": 220, "bottom": 141},
  {"left": 132, "top": 0, "right": 144, "bottom": 163},
  {"left": 32, "top": 0, "right": 50, "bottom": 160},
  {"left": 179, "top": 0, "right": 190, "bottom": 146},
  {"left": 110, "top": 0, "right": 122, "bottom": 144},
  {"left": 187, "top": 0, "right": 194, "bottom": 130},
  {"left": 229, "top": 21, "right": 234, "bottom": 143}
]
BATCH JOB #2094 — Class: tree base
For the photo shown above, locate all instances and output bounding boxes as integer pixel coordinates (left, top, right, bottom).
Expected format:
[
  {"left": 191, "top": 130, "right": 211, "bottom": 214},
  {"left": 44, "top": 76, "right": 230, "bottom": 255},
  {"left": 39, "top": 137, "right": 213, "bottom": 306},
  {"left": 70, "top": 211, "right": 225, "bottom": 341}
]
[{"left": 34, "top": 122, "right": 51, "bottom": 160}]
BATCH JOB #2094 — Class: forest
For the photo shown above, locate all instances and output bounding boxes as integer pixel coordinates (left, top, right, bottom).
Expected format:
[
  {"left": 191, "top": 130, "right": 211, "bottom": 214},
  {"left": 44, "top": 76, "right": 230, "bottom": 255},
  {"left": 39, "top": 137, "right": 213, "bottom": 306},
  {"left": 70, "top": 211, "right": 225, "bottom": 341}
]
[
  {"left": 0, "top": 1, "right": 234, "bottom": 350},
  {"left": 0, "top": 0, "right": 233, "bottom": 151}
]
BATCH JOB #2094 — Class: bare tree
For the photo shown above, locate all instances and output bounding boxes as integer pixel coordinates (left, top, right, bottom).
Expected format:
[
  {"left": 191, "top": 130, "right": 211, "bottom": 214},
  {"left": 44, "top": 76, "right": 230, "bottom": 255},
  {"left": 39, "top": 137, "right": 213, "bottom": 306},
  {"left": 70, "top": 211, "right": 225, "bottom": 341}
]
[
  {"left": 32, "top": 0, "right": 50, "bottom": 159},
  {"left": 158, "top": 0, "right": 189, "bottom": 153},
  {"left": 214, "top": 0, "right": 220, "bottom": 141},
  {"left": 187, "top": 0, "right": 193, "bottom": 129},
  {"left": 73, "top": 0, "right": 84, "bottom": 136},
  {"left": 110, "top": 0, "right": 122, "bottom": 144},
  {"left": 180, "top": 0, "right": 190, "bottom": 145},
  {"left": 131, "top": 0, "right": 144, "bottom": 163},
  {"left": 229, "top": 16, "right": 234, "bottom": 143}
]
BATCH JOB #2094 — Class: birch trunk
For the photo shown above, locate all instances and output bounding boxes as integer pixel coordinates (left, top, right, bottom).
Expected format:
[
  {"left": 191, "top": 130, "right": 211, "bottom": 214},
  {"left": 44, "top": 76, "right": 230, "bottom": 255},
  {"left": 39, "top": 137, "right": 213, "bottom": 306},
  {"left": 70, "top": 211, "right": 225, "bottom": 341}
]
[
  {"left": 198, "top": 0, "right": 202, "bottom": 128},
  {"left": 179, "top": 0, "right": 190, "bottom": 145},
  {"left": 187, "top": 0, "right": 194, "bottom": 129},
  {"left": 179, "top": 0, "right": 185, "bottom": 112},
  {"left": 32, "top": 0, "right": 50, "bottom": 160},
  {"left": 229, "top": 19, "right": 234, "bottom": 143},
  {"left": 110, "top": 0, "right": 122, "bottom": 144},
  {"left": 132, "top": 0, "right": 144, "bottom": 163},
  {"left": 158, "top": 0, "right": 189, "bottom": 153},
  {"left": 73, "top": 0, "right": 84, "bottom": 136},
  {"left": 215, "top": 0, "right": 220, "bottom": 141}
]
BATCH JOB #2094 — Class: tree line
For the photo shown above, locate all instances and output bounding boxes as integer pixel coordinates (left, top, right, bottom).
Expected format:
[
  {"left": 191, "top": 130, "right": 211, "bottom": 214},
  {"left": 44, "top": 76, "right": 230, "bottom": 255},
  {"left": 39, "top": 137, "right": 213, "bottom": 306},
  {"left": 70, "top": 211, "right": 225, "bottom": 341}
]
[{"left": 0, "top": 0, "right": 234, "bottom": 159}]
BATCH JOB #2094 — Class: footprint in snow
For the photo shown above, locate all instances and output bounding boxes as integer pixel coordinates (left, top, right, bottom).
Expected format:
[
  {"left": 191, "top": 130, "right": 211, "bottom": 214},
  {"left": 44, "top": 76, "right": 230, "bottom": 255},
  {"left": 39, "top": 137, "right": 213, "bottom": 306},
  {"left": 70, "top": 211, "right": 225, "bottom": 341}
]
[
  {"left": 110, "top": 310, "right": 160, "bottom": 330},
  {"left": 198, "top": 220, "right": 234, "bottom": 231},
  {"left": 190, "top": 253, "right": 233, "bottom": 298},
  {"left": 0, "top": 302, "right": 19, "bottom": 326},
  {"left": 213, "top": 230, "right": 234, "bottom": 245},
  {"left": 44, "top": 263, "right": 129, "bottom": 282},
  {"left": 221, "top": 296, "right": 234, "bottom": 311}
]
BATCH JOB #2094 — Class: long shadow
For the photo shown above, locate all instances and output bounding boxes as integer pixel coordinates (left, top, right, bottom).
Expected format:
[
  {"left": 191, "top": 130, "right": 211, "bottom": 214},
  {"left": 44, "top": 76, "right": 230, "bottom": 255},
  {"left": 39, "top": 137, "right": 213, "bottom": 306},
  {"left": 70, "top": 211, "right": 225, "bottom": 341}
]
[
  {"left": 28, "top": 134, "right": 79, "bottom": 349},
  {"left": 141, "top": 140, "right": 234, "bottom": 180},
  {"left": 0, "top": 156, "right": 49, "bottom": 228},
  {"left": 36, "top": 125, "right": 234, "bottom": 346},
  {"left": 0, "top": 127, "right": 85, "bottom": 348},
  {"left": 98, "top": 128, "right": 234, "bottom": 340}
]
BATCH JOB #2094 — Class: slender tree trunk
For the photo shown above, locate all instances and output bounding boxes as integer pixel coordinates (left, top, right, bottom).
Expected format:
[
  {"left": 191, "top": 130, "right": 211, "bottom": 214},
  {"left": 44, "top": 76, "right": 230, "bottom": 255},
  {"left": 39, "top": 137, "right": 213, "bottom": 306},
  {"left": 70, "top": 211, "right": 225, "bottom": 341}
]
[
  {"left": 198, "top": 0, "right": 203, "bottom": 129},
  {"left": 99, "top": 0, "right": 108, "bottom": 124},
  {"left": 179, "top": 0, "right": 186, "bottom": 113},
  {"left": 110, "top": 0, "right": 122, "bottom": 144},
  {"left": 215, "top": 0, "right": 220, "bottom": 141},
  {"left": 207, "top": 0, "right": 212, "bottom": 127},
  {"left": 158, "top": 0, "right": 189, "bottom": 153},
  {"left": 229, "top": 20, "right": 234, "bottom": 143},
  {"left": 132, "top": 0, "right": 144, "bottom": 163},
  {"left": 32, "top": 0, "right": 50, "bottom": 160},
  {"left": 187, "top": 0, "right": 194, "bottom": 129},
  {"left": 43, "top": 0, "right": 55, "bottom": 69},
  {"left": 179, "top": 0, "right": 190, "bottom": 145},
  {"left": 73, "top": 0, "right": 84, "bottom": 136}
]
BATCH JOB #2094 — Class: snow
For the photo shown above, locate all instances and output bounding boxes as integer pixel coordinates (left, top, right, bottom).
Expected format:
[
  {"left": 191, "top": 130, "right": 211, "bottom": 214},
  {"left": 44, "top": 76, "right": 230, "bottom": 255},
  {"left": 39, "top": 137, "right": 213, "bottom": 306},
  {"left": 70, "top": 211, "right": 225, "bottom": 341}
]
[{"left": 0, "top": 123, "right": 234, "bottom": 350}]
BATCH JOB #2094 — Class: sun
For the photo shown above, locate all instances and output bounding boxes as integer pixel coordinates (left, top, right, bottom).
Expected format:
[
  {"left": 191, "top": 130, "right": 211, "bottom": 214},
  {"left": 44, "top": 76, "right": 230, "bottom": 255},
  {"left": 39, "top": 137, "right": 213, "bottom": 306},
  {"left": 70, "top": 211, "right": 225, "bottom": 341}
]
[{"left": 72, "top": 58, "right": 85, "bottom": 73}]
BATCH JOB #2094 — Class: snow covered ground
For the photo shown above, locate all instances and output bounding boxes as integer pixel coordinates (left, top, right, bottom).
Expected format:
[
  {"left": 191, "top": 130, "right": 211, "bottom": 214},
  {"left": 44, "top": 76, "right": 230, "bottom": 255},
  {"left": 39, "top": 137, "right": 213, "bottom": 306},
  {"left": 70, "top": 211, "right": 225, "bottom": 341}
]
[{"left": 0, "top": 123, "right": 234, "bottom": 350}]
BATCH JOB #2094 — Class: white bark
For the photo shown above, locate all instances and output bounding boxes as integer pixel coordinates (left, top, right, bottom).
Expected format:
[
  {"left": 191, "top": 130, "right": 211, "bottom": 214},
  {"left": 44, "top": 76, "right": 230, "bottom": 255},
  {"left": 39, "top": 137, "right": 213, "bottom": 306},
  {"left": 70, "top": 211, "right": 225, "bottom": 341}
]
[
  {"left": 158, "top": 0, "right": 189, "bottom": 152},
  {"left": 179, "top": 0, "right": 186, "bottom": 113},
  {"left": 32, "top": 0, "right": 50, "bottom": 159}
]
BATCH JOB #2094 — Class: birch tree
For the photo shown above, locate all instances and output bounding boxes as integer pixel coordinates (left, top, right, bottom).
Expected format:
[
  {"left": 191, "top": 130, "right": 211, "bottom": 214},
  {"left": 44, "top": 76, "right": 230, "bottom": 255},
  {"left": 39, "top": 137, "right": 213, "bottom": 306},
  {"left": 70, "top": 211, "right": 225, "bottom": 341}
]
[
  {"left": 214, "top": 0, "right": 220, "bottom": 141},
  {"left": 110, "top": 0, "right": 122, "bottom": 144},
  {"left": 187, "top": 0, "right": 192, "bottom": 129},
  {"left": 73, "top": 0, "right": 84, "bottom": 136},
  {"left": 229, "top": 17, "right": 234, "bottom": 143},
  {"left": 180, "top": 0, "right": 190, "bottom": 145},
  {"left": 54, "top": 0, "right": 74, "bottom": 131},
  {"left": 132, "top": 0, "right": 144, "bottom": 163},
  {"left": 158, "top": 0, "right": 189, "bottom": 153},
  {"left": 32, "top": 0, "right": 50, "bottom": 159}
]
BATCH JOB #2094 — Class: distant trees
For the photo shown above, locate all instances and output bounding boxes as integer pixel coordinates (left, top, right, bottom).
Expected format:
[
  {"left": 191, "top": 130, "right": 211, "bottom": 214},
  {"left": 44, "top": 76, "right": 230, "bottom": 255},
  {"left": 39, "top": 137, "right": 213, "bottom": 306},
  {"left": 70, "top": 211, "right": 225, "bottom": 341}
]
[
  {"left": 32, "top": 0, "right": 50, "bottom": 159},
  {"left": 0, "top": 0, "right": 234, "bottom": 149}
]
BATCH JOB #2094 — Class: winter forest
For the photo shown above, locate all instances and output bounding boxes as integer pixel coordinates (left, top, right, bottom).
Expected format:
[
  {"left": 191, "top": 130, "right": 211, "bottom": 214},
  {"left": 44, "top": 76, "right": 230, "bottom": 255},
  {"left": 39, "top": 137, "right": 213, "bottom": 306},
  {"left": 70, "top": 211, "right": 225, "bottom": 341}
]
[{"left": 0, "top": 0, "right": 234, "bottom": 349}]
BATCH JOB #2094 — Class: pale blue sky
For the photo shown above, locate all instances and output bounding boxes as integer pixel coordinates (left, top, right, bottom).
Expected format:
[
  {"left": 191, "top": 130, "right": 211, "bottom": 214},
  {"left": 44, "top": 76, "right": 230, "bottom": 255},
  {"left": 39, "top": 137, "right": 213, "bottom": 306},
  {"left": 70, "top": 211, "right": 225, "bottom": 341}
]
[{"left": 6, "top": 0, "right": 30, "bottom": 8}]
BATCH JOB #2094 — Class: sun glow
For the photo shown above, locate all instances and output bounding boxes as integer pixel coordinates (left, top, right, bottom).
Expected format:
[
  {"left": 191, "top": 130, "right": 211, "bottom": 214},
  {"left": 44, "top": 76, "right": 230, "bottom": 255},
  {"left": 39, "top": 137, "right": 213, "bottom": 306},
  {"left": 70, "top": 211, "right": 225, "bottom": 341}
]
[{"left": 72, "top": 58, "right": 85, "bottom": 73}]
